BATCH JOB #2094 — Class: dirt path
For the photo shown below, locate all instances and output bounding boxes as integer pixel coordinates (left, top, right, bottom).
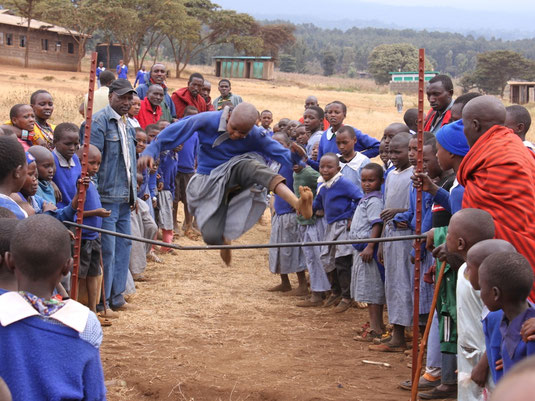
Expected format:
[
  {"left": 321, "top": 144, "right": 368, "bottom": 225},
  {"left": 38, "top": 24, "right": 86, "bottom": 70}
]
[{"left": 101, "top": 211, "right": 413, "bottom": 401}]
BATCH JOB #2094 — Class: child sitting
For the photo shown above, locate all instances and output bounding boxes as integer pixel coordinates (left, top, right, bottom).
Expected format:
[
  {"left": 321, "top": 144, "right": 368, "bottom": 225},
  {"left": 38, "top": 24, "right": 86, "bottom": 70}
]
[
  {"left": 136, "top": 85, "right": 164, "bottom": 129},
  {"left": 479, "top": 252, "right": 535, "bottom": 375},
  {"left": 28, "top": 145, "right": 57, "bottom": 204},
  {"left": 52, "top": 123, "right": 81, "bottom": 209},
  {"left": 0, "top": 218, "right": 19, "bottom": 292},
  {"left": 30, "top": 90, "right": 56, "bottom": 148},
  {"left": 268, "top": 133, "right": 307, "bottom": 295},
  {"left": 315, "top": 153, "right": 363, "bottom": 312},
  {"left": 0, "top": 137, "right": 29, "bottom": 219},
  {"left": 350, "top": 163, "right": 385, "bottom": 340},
  {"left": 336, "top": 125, "right": 371, "bottom": 189},
  {"left": 0, "top": 214, "right": 106, "bottom": 400}
]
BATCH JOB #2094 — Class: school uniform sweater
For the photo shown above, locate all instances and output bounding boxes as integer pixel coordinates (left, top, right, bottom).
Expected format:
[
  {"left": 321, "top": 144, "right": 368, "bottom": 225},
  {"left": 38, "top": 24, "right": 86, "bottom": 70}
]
[
  {"left": 78, "top": 181, "right": 102, "bottom": 240},
  {"left": 36, "top": 179, "right": 56, "bottom": 204},
  {"left": 176, "top": 132, "right": 199, "bottom": 174},
  {"left": 158, "top": 151, "right": 178, "bottom": 194},
  {"left": 143, "top": 110, "right": 295, "bottom": 175},
  {"left": 52, "top": 151, "right": 81, "bottom": 209},
  {"left": 313, "top": 175, "right": 362, "bottom": 224},
  {"left": 273, "top": 163, "right": 295, "bottom": 215}
]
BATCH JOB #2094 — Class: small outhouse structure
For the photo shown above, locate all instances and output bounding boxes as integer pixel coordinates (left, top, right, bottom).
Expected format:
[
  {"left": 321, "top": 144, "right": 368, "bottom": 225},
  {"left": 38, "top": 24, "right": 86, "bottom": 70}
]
[
  {"left": 508, "top": 81, "right": 535, "bottom": 104},
  {"left": 213, "top": 56, "right": 274, "bottom": 80}
]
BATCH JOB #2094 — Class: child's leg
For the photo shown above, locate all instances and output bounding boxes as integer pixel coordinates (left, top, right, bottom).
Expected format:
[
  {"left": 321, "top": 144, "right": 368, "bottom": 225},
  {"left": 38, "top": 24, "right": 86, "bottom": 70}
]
[
  {"left": 87, "top": 276, "right": 100, "bottom": 313},
  {"left": 161, "top": 229, "right": 174, "bottom": 252},
  {"left": 172, "top": 201, "right": 179, "bottom": 232},
  {"left": 368, "top": 304, "right": 385, "bottom": 334},
  {"left": 273, "top": 184, "right": 313, "bottom": 219},
  {"left": 268, "top": 274, "right": 292, "bottom": 292},
  {"left": 391, "top": 324, "right": 406, "bottom": 347},
  {"left": 283, "top": 271, "right": 308, "bottom": 296},
  {"left": 335, "top": 255, "right": 352, "bottom": 300}
]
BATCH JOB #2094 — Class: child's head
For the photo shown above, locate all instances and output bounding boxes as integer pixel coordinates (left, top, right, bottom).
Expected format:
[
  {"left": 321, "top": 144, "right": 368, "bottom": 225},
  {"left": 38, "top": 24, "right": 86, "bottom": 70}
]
[
  {"left": 28, "top": 145, "right": 55, "bottom": 182},
  {"left": 145, "top": 124, "right": 161, "bottom": 143},
  {"left": 325, "top": 101, "right": 346, "bottom": 129},
  {"left": 505, "top": 105, "right": 532, "bottom": 141},
  {"left": 136, "top": 172, "right": 144, "bottom": 192},
  {"left": 158, "top": 119, "right": 171, "bottom": 131},
  {"left": 450, "top": 92, "right": 481, "bottom": 122},
  {"left": 77, "top": 144, "right": 101, "bottom": 177},
  {"left": 382, "top": 123, "right": 410, "bottom": 150},
  {"left": 466, "top": 239, "right": 516, "bottom": 291},
  {"left": 135, "top": 128, "right": 148, "bottom": 154},
  {"left": 272, "top": 123, "right": 280, "bottom": 133},
  {"left": 407, "top": 131, "right": 436, "bottom": 168},
  {"left": 379, "top": 140, "right": 389, "bottom": 166},
  {"left": 445, "top": 208, "right": 495, "bottom": 262},
  {"left": 183, "top": 105, "right": 198, "bottom": 118},
  {"left": 303, "top": 106, "right": 324, "bottom": 134},
  {"left": 53, "top": 122, "right": 80, "bottom": 161},
  {"left": 388, "top": 132, "right": 411, "bottom": 170},
  {"left": 360, "top": 163, "right": 384, "bottom": 194},
  {"left": 335, "top": 126, "right": 357, "bottom": 159},
  {"left": 9, "top": 104, "right": 35, "bottom": 131},
  {"left": 30, "top": 90, "right": 54, "bottom": 122},
  {"left": 422, "top": 137, "right": 443, "bottom": 179},
  {"left": 0, "top": 136, "right": 27, "bottom": 194},
  {"left": 278, "top": 118, "right": 289, "bottom": 131},
  {"left": 149, "top": 157, "right": 159, "bottom": 174},
  {"left": 311, "top": 142, "right": 319, "bottom": 161},
  {"left": 128, "top": 94, "right": 141, "bottom": 117},
  {"left": 20, "top": 152, "right": 38, "bottom": 197},
  {"left": 435, "top": 120, "right": 470, "bottom": 172},
  {"left": 286, "top": 120, "right": 300, "bottom": 140},
  {"left": 260, "top": 110, "right": 273, "bottom": 130},
  {"left": 272, "top": 132, "right": 291, "bottom": 149},
  {"left": 147, "top": 85, "right": 164, "bottom": 108},
  {"left": 295, "top": 125, "right": 309, "bottom": 146},
  {"left": 6, "top": 214, "right": 72, "bottom": 295},
  {"left": 479, "top": 252, "right": 534, "bottom": 312},
  {"left": 319, "top": 152, "right": 340, "bottom": 182},
  {"left": 403, "top": 108, "right": 418, "bottom": 132}
]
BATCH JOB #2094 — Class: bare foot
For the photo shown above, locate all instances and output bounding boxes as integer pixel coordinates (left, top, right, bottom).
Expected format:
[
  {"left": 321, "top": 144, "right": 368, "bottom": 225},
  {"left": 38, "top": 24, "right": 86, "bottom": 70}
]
[
  {"left": 297, "top": 186, "right": 313, "bottom": 219},
  {"left": 184, "top": 228, "right": 201, "bottom": 241},
  {"left": 282, "top": 286, "right": 309, "bottom": 297},
  {"left": 267, "top": 283, "right": 292, "bottom": 292}
]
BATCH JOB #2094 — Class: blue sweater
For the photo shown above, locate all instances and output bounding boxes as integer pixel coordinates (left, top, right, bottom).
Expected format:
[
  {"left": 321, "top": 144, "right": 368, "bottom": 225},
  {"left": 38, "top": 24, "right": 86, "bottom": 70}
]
[
  {"left": 177, "top": 133, "right": 199, "bottom": 173},
  {"left": 274, "top": 162, "right": 295, "bottom": 215},
  {"left": 0, "top": 315, "right": 106, "bottom": 401},
  {"left": 433, "top": 182, "right": 465, "bottom": 215},
  {"left": 158, "top": 151, "right": 178, "bottom": 194},
  {"left": 393, "top": 186, "right": 434, "bottom": 233},
  {"left": 313, "top": 176, "right": 362, "bottom": 224},
  {"left": 143, "top": 111, "right": 294, "bottom": 175},
  {"left": 52, "top": 152, "right": 81, "bottom": 209},
  {"left": 307, "top": 126, "right": 380, "bottom": 170},
  {"left": 77, "top": 181, "right": 102, "bottom": 240}
]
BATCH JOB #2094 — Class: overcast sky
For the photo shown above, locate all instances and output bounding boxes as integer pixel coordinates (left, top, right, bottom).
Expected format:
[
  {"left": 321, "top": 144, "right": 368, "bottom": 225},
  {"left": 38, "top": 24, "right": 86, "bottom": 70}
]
[{"left": 357, "top": 0, "right": 534, "bottom": 11}]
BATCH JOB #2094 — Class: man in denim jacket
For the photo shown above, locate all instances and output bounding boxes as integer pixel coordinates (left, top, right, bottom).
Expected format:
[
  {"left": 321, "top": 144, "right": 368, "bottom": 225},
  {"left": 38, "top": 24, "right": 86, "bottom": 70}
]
[{"left": 82, "top": 79, "right": 138, "bottom": 312}]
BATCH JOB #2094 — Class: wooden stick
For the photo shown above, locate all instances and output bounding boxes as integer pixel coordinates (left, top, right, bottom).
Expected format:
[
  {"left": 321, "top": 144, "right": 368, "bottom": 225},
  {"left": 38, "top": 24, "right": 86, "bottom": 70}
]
[
  {"left": 411, "top": 47, "right": 426, "bottom": 393},
  {"left": 70, "top": 52, "right": 98, "bottom": 300},
  {"left": 411, "top": 260, "right": 447, "bottom": 401}
]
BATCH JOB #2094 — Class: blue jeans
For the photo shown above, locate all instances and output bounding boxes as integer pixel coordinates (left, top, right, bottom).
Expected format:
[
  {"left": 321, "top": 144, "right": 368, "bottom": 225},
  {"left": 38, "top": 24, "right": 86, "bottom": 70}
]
[{"left": 100, "top": 202, "right": 132, "bottom": 308}]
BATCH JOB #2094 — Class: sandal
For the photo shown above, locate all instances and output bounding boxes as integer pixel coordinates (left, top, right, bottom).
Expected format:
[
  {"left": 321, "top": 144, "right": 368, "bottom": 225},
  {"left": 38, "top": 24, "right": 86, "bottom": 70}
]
[
  {"left": 368, "top": 343, "right": 407, "bottom": 352},
  {"left": 355, "top": 322, "right": 370, "bottom": 334},
  {"left": 353, "top": 328, "right": 383, "bottom": 342},
  {"left": 97, "top": 315, "right": 112, "bottom": 327}
]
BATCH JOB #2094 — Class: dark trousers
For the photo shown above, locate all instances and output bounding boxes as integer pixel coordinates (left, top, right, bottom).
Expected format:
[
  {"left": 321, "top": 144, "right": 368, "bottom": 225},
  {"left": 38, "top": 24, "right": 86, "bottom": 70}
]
[
  {"left": 201, "top": 159, "right": 282, "bottom": 245},
  {"left": 330, "top": 254, "right": 353, "bottom": 299}
]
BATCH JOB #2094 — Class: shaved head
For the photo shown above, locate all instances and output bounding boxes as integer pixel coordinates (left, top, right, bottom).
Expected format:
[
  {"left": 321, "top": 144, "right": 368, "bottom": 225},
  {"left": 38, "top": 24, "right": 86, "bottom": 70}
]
[
  {"left": 389, "top": 131, "right": 412, "bottom": 148},
  {"left": 28, "top": 145, "right": 53, "bottom": 164},
  {"left": 466, "top": 239, "right": 516, "bottom": 290},
  {"left": 305, "top": 95, "right": 319, "bottom": 108},
  {"left": 447, "top": 208, "right": 495, "bottom": 258},
  {"left": 226, "top": 102, "right": 258, "bottom": 140},
  {"left": 462, "top": 95, "right": 506, "bottom": 147}
]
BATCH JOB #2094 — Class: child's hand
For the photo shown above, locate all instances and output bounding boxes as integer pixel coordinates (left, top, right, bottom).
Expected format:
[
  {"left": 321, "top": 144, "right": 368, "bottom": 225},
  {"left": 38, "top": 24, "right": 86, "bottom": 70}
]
[
  {"left": 76, "top": 176, "right": 91, "bottom": 189},
  {"left": 412, "top": 172, "right": 439, "bottom": 195},
  {"left": 380, "top": 208, "right": 397, "bottom": 222},
  {"left": 157, "top": 182, "right": 164, "bottom": 191},
  {"left": 152, "top": 199, "right": 157, "bottom": 208},
  {"left": 142, "top": 194, "right": 150, "bottom": 201},
  {"left": 495, "top": 359, "right": 503, "bottom": 371},
  {"left": 432, "top": 243, "right": 448, "bottom": 262},
  {"left": 359, "top": 245, "right": 374, "bottom": 263},
  {"left": 347, "top": 219, "right": 352, "bottom": 230},
  {"left": 42, "top": 202, "right": 57, "bottom": 213},
  {"left": 95, "top": 208, "right": 112, "bottom": 218},
  {"left": 290, "top": 142, "right": 307, "bottom": 160},
  {"left": 396, "top": 220, "right": 409, "bottom": 229},
  {"left": 521, "top": 318, "right": 535, "bottom": 342}
]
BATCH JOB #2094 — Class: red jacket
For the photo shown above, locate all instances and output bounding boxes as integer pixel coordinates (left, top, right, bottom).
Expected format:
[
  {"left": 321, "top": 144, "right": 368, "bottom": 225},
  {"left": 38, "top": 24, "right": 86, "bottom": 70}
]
[
  {"left": 298, "top": 116, "right": 329, "bottom": 131},
  {"left": 171, "top": 87, "right": 207, "bottom": 119},
  {"left": 135, "top": 97, "right": 162, "bottom": 129},
  {"left": 424, "top": 108, "right": 452, "bottom": 132}
]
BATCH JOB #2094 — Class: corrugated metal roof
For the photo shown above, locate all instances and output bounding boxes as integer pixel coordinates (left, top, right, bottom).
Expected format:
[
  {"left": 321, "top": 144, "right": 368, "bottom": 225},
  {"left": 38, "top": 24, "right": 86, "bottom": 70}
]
[
  {"left": 0, "top": 9, "right": 87, "bottom": 37},
  {"left": 212, "top": 56, "right": 272, "bottom": 60}
]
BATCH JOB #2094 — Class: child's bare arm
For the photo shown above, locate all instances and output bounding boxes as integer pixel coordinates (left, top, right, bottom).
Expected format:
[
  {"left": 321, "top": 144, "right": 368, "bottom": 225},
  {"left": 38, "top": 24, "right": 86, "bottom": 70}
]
[
  {"left": 380, "top": 208, "right": 407, "bottom": 222},
  {"left": 471, "top": 352, "right": 490, "bottom": 387},
  {"left": 521, "top": 318, "right": 535, "bottom": 342},
  {"left": 360, "top": 223, "right": 383, "bottom": 263}
]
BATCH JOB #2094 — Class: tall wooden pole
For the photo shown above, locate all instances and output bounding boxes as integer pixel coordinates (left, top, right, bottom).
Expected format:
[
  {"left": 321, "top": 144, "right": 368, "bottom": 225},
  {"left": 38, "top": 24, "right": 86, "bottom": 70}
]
[
  {"left": 410, "top": 48, "right": 426, "bottom": 399},
  {"left": 70, "top": 52, "right": 98, "bottom": 300}
]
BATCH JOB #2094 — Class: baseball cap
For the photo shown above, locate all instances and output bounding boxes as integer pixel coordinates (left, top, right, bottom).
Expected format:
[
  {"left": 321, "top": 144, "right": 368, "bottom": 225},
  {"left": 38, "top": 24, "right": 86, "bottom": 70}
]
[{"left": 108, "top": 79, "right": 137, "bottom": 96}]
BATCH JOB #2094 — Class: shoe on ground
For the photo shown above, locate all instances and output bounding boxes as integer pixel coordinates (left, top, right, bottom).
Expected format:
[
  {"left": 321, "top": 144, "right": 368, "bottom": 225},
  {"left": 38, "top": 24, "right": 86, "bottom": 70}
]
[
  {"left": 110, "top": 302, "right": 138, "bottom": 312},
  {"left": 296, "top": 298, "right": 324, "bottom": 307},
  {"left": 399, "top": 373, "right": 441, "bottom": 391},
  {"left": 323, "top": 294, "right": 341, "bottom": 307},
  {"left": 334, "top": 299, "right": 352, "bottom": 313},
  {"left": 418, "top": 385, "right": 457, "bottom": 400}
]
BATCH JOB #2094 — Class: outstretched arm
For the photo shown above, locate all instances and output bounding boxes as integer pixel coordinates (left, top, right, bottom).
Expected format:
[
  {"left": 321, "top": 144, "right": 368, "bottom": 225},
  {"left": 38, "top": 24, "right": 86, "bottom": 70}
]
[{"left": 354, "top": 128, "right": 380, "bottom": 158}]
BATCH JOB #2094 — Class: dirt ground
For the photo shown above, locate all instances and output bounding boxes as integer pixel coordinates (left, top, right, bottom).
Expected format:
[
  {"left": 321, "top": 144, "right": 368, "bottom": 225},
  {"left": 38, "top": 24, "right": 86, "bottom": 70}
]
[{"left": 102, "top": 210, "right": 415, "bottom": 401}]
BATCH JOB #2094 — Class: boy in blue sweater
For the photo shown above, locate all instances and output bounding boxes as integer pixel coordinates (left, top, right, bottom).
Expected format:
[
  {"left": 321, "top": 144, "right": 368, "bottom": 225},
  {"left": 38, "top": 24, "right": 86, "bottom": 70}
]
[
  {"left": 314, "top": 152, "right": 362, "bottom": 312},
  {"left": 158, "top": 149, "right": 178, "bottom": 252},
  {"left": 52, "top": 123, "right": 81, "bottom": 209},
  {"left": 0, "top": 214, "right": 106, "bottom": 401}
]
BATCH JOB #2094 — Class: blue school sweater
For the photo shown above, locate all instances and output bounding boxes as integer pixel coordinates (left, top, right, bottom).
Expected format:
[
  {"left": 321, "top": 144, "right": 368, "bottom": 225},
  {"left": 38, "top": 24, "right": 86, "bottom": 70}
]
[
  {"left": 433, "top": 181, "right": 465, "bottom": 215},
  {"left": 52, "top": 151, "right": 82, "bottom": 209},
  {"left": 158, "top": 151, "right": 178, "bottom": 194},
  {"left": 0, "top": 315, "right": 106, "bottom": 401},
  {"left": 142, "top": 111, "right": 294, "bottom": 175},
  {"left": 393, "top": 186, "right": 434, "bottom": 233},
  {"left": 307, "top": 126, "right": 380, "bottom": 170},
  {"left": 0, "top": 194, "right": 27, "bottom": 219},
  {"left": 177, "top": 133, "right": 199, "bottom": 174},
  {"left": 313, "top": 175, "right": 362, "bottom": 224},
  {"left": 274, "top": 163, "right": 295, "bottom": 215},
  {"left": 483, "top": 310, "right": 505, "bottom": 384},
  {"left": 36, "top": 180, "right": 56, "bottom": 204},
  {"left": 77, "top": 181, "right": 102, "bottom": 240}
]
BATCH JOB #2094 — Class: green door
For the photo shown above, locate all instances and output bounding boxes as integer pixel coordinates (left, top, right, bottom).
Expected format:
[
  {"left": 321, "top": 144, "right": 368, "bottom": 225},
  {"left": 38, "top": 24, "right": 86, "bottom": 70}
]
[{"left": 253, "top": 62, "right": 263, "bottom": 79}]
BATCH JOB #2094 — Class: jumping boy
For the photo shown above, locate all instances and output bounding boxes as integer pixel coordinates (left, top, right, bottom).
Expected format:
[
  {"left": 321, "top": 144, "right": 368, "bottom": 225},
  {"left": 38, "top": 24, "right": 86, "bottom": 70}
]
[
  {"left": 52, "top": 122, "right": 81, "bottom": 209},
  {"left": 138, "top": 103, "right": 313, "bottom": 264}
]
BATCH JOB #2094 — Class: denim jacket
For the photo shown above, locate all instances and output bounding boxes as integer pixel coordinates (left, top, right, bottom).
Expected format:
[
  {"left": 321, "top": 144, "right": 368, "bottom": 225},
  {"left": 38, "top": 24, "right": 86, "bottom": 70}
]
[{"left": 80, "top": 105, "right": 137, "bottom": 205}]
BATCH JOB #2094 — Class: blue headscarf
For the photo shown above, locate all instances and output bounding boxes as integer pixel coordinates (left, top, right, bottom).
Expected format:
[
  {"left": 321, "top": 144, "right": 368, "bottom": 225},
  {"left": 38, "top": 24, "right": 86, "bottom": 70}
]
[
  {"left": 26, "top": 151, "right": 36, "bottom": 165},
  {"left": 435, "top": 120, "right": 470, "bottom": 157}
]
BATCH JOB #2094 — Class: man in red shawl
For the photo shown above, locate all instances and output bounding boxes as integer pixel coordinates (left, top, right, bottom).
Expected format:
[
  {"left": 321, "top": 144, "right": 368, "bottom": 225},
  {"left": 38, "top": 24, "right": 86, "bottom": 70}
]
[
  {"left": 135, "top": 85, "right": 163, "bottom": 129},
  {"left": 171, "top": 72, "right": 208, "bottom": 119},
  {"left": 459, "top": 95, "right": 535, "bottom": 300},
  {"left": 424, "top": 75, "right": 454, "bottom": 133}
]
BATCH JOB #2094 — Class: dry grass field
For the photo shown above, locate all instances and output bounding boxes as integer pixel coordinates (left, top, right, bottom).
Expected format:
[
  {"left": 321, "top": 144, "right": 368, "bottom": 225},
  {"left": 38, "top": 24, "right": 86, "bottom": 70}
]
[{"left": 1, "top": 61, "right": 534, "bottom": 400}]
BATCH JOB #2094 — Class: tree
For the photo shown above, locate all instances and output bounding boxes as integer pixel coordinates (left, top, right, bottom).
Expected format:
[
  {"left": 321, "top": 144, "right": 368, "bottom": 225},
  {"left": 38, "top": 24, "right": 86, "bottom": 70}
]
[
  {"left": 257, "top": 24, "right": 295, "bottom": 61},
  {"left": 368, "top": 43, "right": 434, "bottom": 85},
  {"left": 41, "top": 0, "right": 101, "bottom": 72},
  {"left": 321, "top": 50, "right": 336, "bottom": 76},
  {"left": 461, "top": 50, "right": 535, "bottom": 97},
  {"left": 3, "top": 0, "right": 46, "bottom": 67},
  {"left": 279, "top": 54, "right": 296, "bottom": 72}
]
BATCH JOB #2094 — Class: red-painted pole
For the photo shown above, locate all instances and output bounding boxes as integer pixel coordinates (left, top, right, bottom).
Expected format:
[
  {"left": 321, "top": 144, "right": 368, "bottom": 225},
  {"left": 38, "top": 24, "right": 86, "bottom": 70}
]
[
  {"left": 70, "top": 52, "right": 98, "bottom": 300},
  {"left": 410, "top": 48, "right": 425, "bottom": 400}
]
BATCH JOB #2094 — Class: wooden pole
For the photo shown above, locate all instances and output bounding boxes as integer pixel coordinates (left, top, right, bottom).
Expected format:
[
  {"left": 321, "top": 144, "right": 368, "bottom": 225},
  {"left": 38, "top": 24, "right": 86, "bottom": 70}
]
[
  {"left": 411, "top": 261, "right": 447, "bottom": 401},
  {"left": 411, "top": 48, "right": 426, "bottom": 399},
  {"left": 70, "top": 52, "right": 98, "bottom": 300}
]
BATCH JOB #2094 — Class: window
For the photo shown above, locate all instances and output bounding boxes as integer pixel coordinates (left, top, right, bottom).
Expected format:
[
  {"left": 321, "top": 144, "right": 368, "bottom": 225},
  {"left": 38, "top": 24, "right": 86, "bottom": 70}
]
[
  {"left": 68, "top": 42, "right": 74, "bottom": 54},
  {"left": 6, "top": 33, "right": 13, "bottom": 46},
  {"left": 20, "top": 35, "right": 26, "bottom": 47},
  {"left": 0, "top": 33, "right": 4, "bottom": 45},
  {"left": 41, "top": 38, "right": 48, "bottom": 51},
  {"left": 55, "top": 41, "right": 61, "bottom": 51}
]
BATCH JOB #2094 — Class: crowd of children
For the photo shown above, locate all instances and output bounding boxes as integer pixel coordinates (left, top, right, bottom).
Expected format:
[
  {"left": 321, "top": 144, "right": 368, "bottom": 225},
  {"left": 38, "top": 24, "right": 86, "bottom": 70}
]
[{"left": 1, "top": 70, "right": 535, "bottom": 401}]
